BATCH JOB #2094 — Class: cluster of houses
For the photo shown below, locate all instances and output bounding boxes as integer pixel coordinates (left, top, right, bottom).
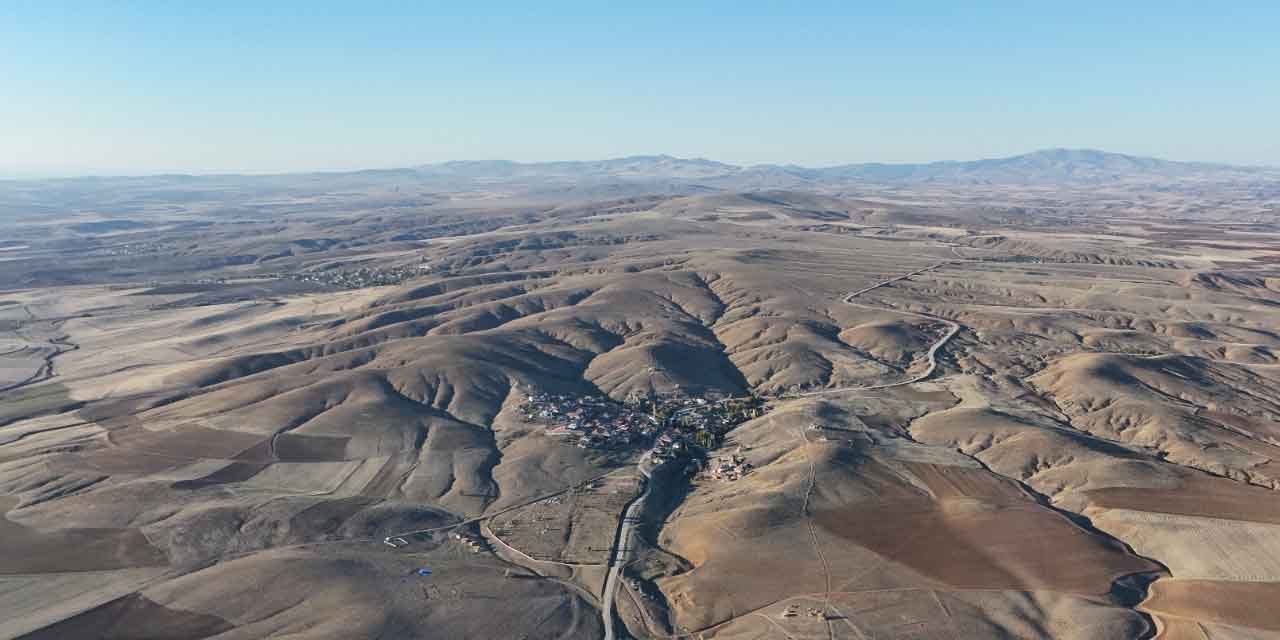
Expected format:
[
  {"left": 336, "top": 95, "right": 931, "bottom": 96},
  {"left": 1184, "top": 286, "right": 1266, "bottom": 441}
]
[
  {"left": 451, "top": 531, "right": 486, "bottom": 554},
  {"left": 781, "top": 603, "right": 826, "bottom": 619},
  {"left": 97, "top": 241, "right": 164, "bottom": 257},
  {"left": 648, "top": 430, "right": 690, "bottom": 465},
  {"left": 706, "top": 451, "right": 754, "bottom": 482},
  {"left": 667, "top": 396, "right": 764, "bottom": 447},
  {"left": 283, "top": 263, "right": 432, "bottom": 290},
  {"left": 518, "top": 392, "right": 660, "bottom": 450},
  {"left": 519, "top": 387, "right": 766, "bottom": 467}
]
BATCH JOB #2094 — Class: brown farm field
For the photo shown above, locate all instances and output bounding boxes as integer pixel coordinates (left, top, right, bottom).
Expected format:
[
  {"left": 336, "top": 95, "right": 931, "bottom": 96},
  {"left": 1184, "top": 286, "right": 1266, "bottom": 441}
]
[{"left": 1, "top": 163, "right": 1279, "bottom": 639}]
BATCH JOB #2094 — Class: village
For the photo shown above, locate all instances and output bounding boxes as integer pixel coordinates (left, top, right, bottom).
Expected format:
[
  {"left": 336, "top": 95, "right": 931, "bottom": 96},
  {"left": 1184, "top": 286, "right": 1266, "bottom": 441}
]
[
  {"left": 281, "top": 261, "right": 434, "bottom": 289},
  {"left": 517, "top": 387, "right": 764, "bottom": 476},
  {"left": 483, "top": 389, "right": 767, "bottom": 566}
]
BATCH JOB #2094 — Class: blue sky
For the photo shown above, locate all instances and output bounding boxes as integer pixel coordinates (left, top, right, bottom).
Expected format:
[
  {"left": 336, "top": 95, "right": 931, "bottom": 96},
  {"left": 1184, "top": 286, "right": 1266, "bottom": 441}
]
[{"left": 2, "top": 1, "right": 1277, "bottom": 175}]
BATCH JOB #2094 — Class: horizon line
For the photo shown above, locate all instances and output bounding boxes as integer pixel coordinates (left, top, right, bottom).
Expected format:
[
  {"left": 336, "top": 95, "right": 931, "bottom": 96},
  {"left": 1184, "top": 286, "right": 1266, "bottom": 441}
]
[{"left": 2, "top": 147, "right": 1275, "bottom": 181}]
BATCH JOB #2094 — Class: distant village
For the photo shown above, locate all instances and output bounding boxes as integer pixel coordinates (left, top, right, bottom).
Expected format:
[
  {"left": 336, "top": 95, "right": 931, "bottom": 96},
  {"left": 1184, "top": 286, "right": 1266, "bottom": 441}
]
[
  {"left": 138, "top": 260, "right": 439, "bottom": 295},
  {"left": 93, "top": 241, "right": 165, "bottom": 257},
  {"left": 283, "top": 262, "right": 435, "bottom": 289},
  {"left": 517, "top": 387, "right": 764, "bottom": 476}
]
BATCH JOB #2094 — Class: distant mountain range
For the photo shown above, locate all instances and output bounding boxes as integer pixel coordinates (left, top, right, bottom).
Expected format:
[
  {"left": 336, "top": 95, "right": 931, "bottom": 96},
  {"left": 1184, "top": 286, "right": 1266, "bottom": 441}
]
[
  {"left": 3, "top": 150, "right": 1276, "bottom": 221},
  {"left": 415, "top": 149, "right": 1275, "bottom": 187},
  {"left": 6, "top": 149, "right": 1275, "bottom": 187}
]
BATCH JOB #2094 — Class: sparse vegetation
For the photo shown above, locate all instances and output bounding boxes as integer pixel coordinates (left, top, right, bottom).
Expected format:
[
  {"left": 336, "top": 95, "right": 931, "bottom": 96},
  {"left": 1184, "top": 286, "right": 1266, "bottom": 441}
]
[{"left": 2, "top": 162, "right": 1279, "bottom": 640}]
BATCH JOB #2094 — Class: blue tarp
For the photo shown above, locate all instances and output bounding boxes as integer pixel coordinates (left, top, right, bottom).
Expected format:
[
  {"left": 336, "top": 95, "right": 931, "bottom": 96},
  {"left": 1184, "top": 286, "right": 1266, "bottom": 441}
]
[{"left": 414, "top": 568, "right": 433, "bottom": 577}]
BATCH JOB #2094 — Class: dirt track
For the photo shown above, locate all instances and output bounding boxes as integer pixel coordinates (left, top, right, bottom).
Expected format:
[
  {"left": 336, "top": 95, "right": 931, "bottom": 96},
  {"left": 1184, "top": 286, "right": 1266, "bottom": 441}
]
[
  {"left": 794, "top": 260, "right": 962, "bottom": 397},
  {"left": 0, "top": 306, "right": 78, "bottom": 394}
]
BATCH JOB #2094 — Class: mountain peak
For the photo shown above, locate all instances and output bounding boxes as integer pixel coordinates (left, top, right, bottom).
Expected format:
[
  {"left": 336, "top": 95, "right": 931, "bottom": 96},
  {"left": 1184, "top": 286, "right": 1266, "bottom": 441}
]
[{"left": 402, "top": 149, "right": 1271, "bottom": 186}]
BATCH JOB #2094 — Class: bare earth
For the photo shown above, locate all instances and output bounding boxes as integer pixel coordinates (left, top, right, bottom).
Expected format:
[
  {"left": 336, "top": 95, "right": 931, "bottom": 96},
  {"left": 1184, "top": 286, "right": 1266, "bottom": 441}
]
[{"left": 1, "top": 156, "right": 1279, "bottom": 639}]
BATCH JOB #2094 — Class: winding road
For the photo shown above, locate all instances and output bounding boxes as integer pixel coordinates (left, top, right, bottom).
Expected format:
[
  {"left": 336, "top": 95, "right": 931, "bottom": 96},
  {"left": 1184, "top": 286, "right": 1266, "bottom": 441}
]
[
  {"left": 598, "top": 259, "right": 966, "bottom": 639},
  {"left": 0, "top": 306, "right": 79, "bottom": 394},
  {"left": 794, "top": 261, "right": 962, "bottom": 397},
  {"left": 601, "top": 454, "right": 654, "bottom": 640}
]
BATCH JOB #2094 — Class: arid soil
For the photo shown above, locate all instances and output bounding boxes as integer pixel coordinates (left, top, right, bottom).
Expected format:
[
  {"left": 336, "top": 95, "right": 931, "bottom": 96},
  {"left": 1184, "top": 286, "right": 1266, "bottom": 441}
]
[{"left": 1, "top": 172, "right": 1279, "bottom": 639}]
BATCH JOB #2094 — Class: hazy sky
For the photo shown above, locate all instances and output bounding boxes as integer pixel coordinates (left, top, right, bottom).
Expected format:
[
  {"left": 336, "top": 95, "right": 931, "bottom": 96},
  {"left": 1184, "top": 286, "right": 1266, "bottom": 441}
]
[{"left": 3, "top": 1, "right": 1278, "bottom": 175}]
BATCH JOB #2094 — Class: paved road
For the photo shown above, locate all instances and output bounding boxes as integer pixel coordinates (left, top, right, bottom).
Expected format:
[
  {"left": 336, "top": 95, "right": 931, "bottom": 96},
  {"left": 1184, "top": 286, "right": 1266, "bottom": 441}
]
[
  {"left": 602, "top": 454, "right": 654, "bottom": 640},
  {"left": 598, "top": 261, "right": 965, "bottom": 639}
]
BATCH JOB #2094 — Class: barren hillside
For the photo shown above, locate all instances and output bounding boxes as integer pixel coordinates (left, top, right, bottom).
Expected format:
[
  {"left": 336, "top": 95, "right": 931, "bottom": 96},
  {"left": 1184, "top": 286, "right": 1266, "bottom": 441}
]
[{"left": 2, "top": 173, "right": 1279, "bottom": 639}]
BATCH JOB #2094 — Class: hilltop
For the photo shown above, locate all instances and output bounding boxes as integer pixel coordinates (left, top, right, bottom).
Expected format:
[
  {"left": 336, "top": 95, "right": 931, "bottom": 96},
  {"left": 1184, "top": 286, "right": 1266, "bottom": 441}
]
[{"left": 1, "top": 155, "right": 1280, "bottom": 639}]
